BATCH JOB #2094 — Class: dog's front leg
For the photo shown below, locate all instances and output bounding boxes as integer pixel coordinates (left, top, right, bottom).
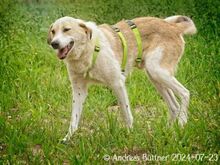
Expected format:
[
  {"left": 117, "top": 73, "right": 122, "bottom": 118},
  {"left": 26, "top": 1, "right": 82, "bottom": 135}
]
[
  {"left": 62, "top": 81, "right": 88, "bottom": 142},
  {"left": 110, "top": 79, "right": 133, "bottom": 128}
]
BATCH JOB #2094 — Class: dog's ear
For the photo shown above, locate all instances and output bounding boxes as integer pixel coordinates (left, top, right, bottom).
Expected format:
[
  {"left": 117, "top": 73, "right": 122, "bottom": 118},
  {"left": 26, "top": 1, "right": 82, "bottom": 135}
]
[
  {"left": 47, "top": 23, "right": 53, "bottom": 45},
  {"left": 79, "top": 23, "right": 92, "bottom": 40}
]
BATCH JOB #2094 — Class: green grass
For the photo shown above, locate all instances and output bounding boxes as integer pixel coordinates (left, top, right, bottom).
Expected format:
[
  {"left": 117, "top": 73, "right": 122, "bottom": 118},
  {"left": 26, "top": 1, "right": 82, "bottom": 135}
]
[{"left": 0, "top": 0, "right": 219, "bottom": 164}]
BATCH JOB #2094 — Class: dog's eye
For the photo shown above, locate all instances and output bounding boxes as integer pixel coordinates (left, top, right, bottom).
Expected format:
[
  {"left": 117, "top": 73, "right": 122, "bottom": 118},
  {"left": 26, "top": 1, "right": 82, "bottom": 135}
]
[
  {"left": 63, "top": 28, "right": 71, "bottom": 32},
  {"left": 51, "top": 30, "right": 55, "bottom": 35}
]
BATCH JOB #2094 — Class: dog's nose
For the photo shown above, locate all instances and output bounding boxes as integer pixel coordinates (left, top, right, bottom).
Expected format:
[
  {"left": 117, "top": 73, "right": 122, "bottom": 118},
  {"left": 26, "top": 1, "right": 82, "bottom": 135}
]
[{"left": 51, "top": 41, "right": 60, "bottom": 49}]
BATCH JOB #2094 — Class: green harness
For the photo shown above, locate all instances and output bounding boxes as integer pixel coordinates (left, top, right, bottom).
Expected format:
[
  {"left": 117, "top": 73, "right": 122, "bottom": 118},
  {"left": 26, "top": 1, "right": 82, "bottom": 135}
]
[
  {"left": 91, "top": 39, "right": 100, "bottom": 67},
  {"left": 84, "top": 39, "right": 100, "bottom": 78},
  {"left": 112, "top": 20, "right": 143, "bottom": 73},
  {"left": 126, "top": 20, "right": 143, "bottom": 63},
  {"left": 111, "top": 26, "right": 128, "bottom": 73},
  {"left": 86, "top": 20, "right": 142, "bottom": 77}
]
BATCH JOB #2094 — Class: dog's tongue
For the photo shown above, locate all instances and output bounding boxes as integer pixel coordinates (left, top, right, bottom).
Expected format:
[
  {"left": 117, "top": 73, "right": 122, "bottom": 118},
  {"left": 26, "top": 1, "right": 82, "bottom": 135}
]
[{"left": 57, "top": 47, "right": 68, "bottom": 59}]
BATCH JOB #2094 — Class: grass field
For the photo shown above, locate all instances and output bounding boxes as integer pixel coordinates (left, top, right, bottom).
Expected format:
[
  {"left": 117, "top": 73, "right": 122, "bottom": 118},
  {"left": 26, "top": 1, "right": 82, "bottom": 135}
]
[{"left": 0, "top": 0, "right": 219, "bottom": 164}]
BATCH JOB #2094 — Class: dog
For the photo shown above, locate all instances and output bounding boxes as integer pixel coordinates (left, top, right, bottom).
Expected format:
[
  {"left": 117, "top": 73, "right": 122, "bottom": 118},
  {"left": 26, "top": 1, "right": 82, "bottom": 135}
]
[{"left": 47, "top": 15, "right": 196, "bottom": 142}]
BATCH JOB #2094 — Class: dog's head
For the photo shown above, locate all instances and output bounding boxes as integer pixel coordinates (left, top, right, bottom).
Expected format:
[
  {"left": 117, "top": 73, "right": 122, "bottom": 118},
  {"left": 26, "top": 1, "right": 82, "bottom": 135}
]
[{"left": 47, "top": 16, "right": 92, "bottom": 60}]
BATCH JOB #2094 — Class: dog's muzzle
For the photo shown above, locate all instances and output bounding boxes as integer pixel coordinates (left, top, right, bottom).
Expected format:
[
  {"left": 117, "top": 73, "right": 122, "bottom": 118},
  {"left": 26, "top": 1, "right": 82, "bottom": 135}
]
[{"left": 55, "top": 41, "right": 74, "bottom": 60}]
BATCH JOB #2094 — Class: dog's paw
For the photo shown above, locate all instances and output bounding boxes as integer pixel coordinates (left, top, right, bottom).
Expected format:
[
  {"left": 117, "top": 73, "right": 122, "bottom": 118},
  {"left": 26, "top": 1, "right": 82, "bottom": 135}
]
[
  {"left": 178, "top": 115, "right": 187, "bottom": 127},
  {"left": 59, "top": 134, "right": 70, "bottom": 144},
  {"left": 60, "top": 138, "right": 68, "bottom": 145}
]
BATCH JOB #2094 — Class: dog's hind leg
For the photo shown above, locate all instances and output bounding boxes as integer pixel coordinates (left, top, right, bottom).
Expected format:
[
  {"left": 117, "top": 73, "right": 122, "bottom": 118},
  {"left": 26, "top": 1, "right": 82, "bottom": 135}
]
[
  {"left": 62, "top": 80, "right": 88, "bottom": 143},
  {"left": 109, "top": 77, "right": 133, "bottom": 128},
  {"left": 163, "top": 77, "right": 189, "bottom": 126},
  {"left": 144, "top": 46, "right": 189, "bottom": 126},
  {"left": 147, "top": 75, "right": 180, "bottom": 123}
]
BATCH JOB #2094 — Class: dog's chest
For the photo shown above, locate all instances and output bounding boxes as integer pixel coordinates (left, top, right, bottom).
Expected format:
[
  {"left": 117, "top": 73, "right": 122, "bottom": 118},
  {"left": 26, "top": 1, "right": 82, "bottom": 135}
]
[{"left": 66, "top": 60, "right": 90, "bottom": 77}]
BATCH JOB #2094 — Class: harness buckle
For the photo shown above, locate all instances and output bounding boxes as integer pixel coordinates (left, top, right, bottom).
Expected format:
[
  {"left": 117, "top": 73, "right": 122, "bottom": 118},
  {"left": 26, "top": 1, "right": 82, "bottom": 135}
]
[
  {"left": 112, "top": 26, "right": 120, "bottom": 32},
  {"left": 136, "top": 57, "right": 142, "bottom": 62},
  {"left": 94, "top": 45, "right": 100, "bottom": 52},
  {"left": 126, "top": 20, "right": 137, "bottom": 29}
]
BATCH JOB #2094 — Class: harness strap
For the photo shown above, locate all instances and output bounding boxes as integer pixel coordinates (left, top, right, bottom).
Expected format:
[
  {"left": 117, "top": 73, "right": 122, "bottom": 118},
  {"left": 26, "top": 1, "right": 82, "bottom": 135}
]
[
  {"left": 126, "top": 20, "right": 143, "bottom": 63},
  {"left": 84, "top": 39, "right": 100, "bottom": 78},
  {"left": 92, "top": 39, "right": 100, "bottom": 67},
  {"left": 112, "top": 26, "right": 128, "bottom": 73}
]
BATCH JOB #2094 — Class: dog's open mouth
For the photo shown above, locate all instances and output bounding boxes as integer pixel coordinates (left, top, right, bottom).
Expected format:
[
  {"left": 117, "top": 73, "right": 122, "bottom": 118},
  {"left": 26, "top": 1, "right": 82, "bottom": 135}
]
[{"left": 57, "top": 41, "right": 74, "bottom": 60}]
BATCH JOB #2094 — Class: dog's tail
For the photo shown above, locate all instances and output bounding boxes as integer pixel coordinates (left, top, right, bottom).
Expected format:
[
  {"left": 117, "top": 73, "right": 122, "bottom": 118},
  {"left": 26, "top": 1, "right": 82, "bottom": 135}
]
[{"left": 164, "top": 15, "right": 197, "bottom": 35}]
